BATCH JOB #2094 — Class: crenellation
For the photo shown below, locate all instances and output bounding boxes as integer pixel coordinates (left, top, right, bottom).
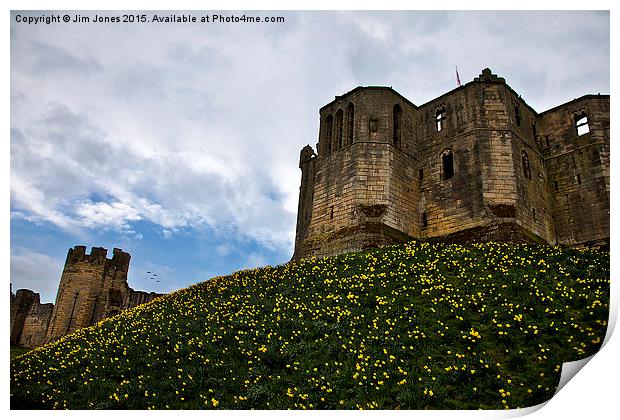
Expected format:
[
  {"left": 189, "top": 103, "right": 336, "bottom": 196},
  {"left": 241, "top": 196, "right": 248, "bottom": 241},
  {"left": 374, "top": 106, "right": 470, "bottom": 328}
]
[{"left": 293, "top": 68, "right": 609, "bottom": 260}]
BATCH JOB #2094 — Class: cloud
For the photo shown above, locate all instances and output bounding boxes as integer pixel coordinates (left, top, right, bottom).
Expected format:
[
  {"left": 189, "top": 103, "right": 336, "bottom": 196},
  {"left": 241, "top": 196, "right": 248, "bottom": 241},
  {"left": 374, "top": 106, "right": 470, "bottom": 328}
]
[
  {"left": 244, "top": 252, "right": 267, "bottom": 269},
  {"left": 10, "top": 10, "right": 609, "bottom": 263},
  {"left": 75, "top": 201, "right": 143, "bottom": 229},
  {"left": 10, "top": 249, "right": 64, "bottom": 304},
  {"left": 10, "top": 101, "right": 295, "bottom": 251}
]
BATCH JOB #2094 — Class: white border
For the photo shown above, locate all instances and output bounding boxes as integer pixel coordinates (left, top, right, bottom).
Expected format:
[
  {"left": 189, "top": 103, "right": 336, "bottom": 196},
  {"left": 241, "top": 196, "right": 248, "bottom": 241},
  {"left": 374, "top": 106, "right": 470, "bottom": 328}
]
[{"left": 4, "top": 1, "right": 617, "bottom": 419}]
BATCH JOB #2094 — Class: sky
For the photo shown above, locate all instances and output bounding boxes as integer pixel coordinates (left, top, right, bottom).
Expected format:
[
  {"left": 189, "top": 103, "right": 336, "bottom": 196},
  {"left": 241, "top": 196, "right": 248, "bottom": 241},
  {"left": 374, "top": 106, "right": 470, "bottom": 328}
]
[{"left": 10, "top": 10, "right": 610, "bottom": 303}]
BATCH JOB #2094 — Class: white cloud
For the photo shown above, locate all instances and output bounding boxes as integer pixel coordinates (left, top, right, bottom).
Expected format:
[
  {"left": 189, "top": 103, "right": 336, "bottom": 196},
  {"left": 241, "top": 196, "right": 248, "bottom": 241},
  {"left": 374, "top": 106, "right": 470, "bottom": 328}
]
[
  {"left": 75, "top": 201, "right": 142, "bottom": 229},
  {"left": 10, "top": 249, "right": 64, "bottom": 304},
  {"left": 10, "top": 11, "right": 609, "bottom": 259},
  {"left": 244, "top": 252, "right": 267, "bottom": 269}
]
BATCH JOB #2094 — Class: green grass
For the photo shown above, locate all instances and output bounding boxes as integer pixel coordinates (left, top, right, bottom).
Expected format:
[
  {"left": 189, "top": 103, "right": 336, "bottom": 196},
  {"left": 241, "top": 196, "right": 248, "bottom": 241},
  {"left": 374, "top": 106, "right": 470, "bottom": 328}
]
[
  {"left": 11, "top": 346, "right": 32, "bottom": 360},
  {"left": 10, "top": 241, "right": 609, "bottom": 409}
]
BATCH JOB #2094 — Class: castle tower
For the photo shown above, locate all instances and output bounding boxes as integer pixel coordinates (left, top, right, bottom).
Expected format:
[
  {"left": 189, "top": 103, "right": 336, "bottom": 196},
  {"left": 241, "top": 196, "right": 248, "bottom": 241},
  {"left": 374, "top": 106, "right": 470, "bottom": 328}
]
[
  {"left": 293, "top": 87, "right": 421, "bottom": 259},
  {"left": 293, "top": 69, "right": 609, "bottom": 260},
  {"left": 45, "top": 246, "right": 132, "bottom": 343}
]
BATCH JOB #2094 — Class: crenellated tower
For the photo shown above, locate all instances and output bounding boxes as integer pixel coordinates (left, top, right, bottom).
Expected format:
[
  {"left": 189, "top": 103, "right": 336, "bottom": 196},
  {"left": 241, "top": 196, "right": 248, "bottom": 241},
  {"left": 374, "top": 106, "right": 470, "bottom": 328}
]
[
  {"left": 10, "top": 245, "right": 163, "bottom": 348},
  {"left": 45, "top": 246, "right": 133, "bottom": 342}
]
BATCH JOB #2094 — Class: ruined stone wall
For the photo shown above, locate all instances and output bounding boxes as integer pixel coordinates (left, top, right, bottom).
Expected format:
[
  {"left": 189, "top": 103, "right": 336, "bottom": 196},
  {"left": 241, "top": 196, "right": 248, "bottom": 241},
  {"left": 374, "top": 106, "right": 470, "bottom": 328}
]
[
  {"left": 293, "top": 68, "right": 609, "bottom": 260},
  {"left": 10, "top": 289, "right": 37, "bottom": 345},
  {"left": 539, "top": 95, "right": 610, "bottom": 247},
  {"left": 18, "top": 297, "right": 53, "bottom": 348},
  {"left": 126, "top": 289, "right": 162, "bottom": 308}
]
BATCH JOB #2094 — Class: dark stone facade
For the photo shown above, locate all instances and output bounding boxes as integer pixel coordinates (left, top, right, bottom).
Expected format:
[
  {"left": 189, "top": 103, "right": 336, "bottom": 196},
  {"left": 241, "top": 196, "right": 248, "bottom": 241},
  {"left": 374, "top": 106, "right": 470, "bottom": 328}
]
[
  {"left": 10, "top": 246, "right": 163, "bottom": 348},
  {"left": 293, "top": 68, "right": 610, "bottom": 259}
]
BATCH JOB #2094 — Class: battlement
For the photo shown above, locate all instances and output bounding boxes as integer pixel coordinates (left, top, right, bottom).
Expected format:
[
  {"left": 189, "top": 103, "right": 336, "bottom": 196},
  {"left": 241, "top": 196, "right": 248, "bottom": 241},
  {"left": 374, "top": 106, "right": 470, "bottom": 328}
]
[
  {"left": 65, "top": 246, "right": 131, "bottom": 270},
  {"left": 66, "top": 245, "right": 106, "bottom": 265},
  {"left": 111, "top": 247, "right": 131, "bottom": 271}
]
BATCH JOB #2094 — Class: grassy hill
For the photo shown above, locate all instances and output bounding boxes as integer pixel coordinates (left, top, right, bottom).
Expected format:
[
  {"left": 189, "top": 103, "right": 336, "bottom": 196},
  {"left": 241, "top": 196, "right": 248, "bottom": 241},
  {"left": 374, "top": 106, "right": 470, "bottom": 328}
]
[{"left": 11, "top": 241, "right": 609, "bottom": 410}]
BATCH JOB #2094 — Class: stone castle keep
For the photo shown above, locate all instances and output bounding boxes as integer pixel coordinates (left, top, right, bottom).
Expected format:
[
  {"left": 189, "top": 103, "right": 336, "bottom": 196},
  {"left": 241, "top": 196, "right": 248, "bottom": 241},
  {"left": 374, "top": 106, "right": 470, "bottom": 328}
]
[
  {"left": 10, "top": 246, "right": 161, "bottom": 348},
  {"left": 293, "top": 68, "right": 610, "bottom": 259}
]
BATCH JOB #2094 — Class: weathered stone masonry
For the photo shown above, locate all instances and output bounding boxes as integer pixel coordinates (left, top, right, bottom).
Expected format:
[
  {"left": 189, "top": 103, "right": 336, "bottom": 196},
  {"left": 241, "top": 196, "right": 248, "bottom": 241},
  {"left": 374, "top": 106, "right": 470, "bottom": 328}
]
[
  {"left": 10, "top": 246, "right": 162, "bottom": 348},
  {"left": 293, "top": 68, "right": 610, "bottom": 259},
  {"left": 9, "top": 289, "right": 53, "bottom": 348}
]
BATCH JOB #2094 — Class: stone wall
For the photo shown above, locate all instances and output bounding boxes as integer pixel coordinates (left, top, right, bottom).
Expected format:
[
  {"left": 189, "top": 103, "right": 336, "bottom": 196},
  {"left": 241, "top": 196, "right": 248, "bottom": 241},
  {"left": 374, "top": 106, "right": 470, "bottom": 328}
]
[
  {"left": 415, "top": 81, "right": 487, "bottom": 239},
  {"left": 10, "top": 289, "right": 37, "bottom": 345},
  {"left": 18, "top": 297, "right": 53, "bottom": 348},
  {"left": 293, "top": 68, "right": 610, "bottom": 259},
  {"left": 539, "top": 96, "right": 610, "bottom": 247}
]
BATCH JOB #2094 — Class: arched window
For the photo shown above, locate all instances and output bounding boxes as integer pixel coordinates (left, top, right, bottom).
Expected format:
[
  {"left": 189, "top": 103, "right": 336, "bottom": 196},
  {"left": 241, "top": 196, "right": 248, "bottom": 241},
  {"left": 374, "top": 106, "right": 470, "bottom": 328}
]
[
  {"left": 575, "top": 111, "right": 590, "bottom": 136},
  {"left": 521, "top": 150, "right": 531, "bottom": 179},
  {"left": 435, "top": 106, "right": 447, "bottom": 132},
  {"left": 441, "top": 149, "right": 454, "bottom": 180},
  {"left": 346, "top": 103, "right": 354, "bottom": 146},
  {"left": 324, "top": 115, "right": 333, "bottom": 155},
  {"left": 335, "top": 109, "right": 344, "bottom": 150},
  {"left": 514, "top": 102, "right": 522, "bottom": 127},
  {"left": 393, "top": 104, "right": 402, "bottom": 147}
]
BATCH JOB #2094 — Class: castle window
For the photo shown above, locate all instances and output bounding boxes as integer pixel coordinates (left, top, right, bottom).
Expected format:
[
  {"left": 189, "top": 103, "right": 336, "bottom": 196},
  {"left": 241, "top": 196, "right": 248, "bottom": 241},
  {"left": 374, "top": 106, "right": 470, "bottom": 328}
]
[
  {"left": 419, "top": 168, "right": 424, "bottom": 180},
  {"left": 553, "top": 180, "right": 558, "bottom": 192},
  {"left": 325, "top": 115, "right": 333, "bottom": 154},
  {"left": 576, "top": 173, "right": 581, "bottom": 185},
  {"left": 335, "top": 109, "right": 344, "bottom": 150},
  {"left": 531, "top": 122, "right": 537, "bottom": 140},
  {"left": 330, "top": 205, "right": 334, "bottom": 220},
  {"left": 436, "top": 107, "right": 446, "bottom": 132},
  {"left": 422, "top": 212, "right": 428, "bottom": 227},
  {"left": 575, "top": 112, "right": 590, "bottom": 136},
  {"left": 521, "top": 150, "right": 531, "bottom": 180},
  {"left": 532, "top": 208, "right": 537, "bottom": 221},
  {"left": 514, "top": 103, "right": 521, "bottom": 127},
  {"left": 393, "top": 104, "right": 402, "bottom": 146},
  {"left": 346, "top": 103, "right": 354, "bottom": 146},
  {"left": 441, "top": 150, "right": 454, "bottom": 180}
]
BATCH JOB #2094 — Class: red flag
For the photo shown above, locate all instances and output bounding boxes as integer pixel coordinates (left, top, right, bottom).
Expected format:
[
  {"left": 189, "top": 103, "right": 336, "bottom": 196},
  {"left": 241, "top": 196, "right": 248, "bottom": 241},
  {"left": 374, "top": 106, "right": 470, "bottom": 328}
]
[{"left": 456, "top": 66, "right": 461, "bottom": 87}]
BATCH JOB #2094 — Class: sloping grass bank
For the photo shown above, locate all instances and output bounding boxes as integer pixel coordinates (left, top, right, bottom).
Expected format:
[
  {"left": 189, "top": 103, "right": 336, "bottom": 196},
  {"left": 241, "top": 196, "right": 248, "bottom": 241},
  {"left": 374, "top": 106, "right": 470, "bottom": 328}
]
[{"left": 11, "top": 241, "right": 609, "bottom": 409}]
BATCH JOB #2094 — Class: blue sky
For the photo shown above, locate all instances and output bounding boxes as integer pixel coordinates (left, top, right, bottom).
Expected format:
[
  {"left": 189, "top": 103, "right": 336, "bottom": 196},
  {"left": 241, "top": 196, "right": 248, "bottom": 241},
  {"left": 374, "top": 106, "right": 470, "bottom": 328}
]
[{"left": 10, "top": 10, "right": 610, "bottom": 303}]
